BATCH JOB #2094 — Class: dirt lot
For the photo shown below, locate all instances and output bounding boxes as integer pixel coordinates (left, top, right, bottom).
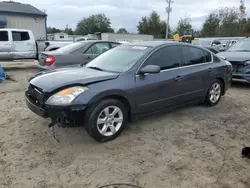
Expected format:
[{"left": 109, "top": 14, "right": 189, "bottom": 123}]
[{"left": 1, "top": 66, "right": 250, "bottom": 188}]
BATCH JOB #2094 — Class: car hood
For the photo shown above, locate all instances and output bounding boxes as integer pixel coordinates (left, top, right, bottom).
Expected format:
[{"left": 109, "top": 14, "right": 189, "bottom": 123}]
[
  {"left": 29, "top": 67, "right": 119, "bottom": 92},
  {"left": 217, "top": 51, "right": 250, "bottom": 62}
]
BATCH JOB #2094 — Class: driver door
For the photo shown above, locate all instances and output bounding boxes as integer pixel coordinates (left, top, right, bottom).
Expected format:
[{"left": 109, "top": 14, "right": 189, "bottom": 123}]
[{"left": 135, "top": 45, "right": 184, "bottom": 115}]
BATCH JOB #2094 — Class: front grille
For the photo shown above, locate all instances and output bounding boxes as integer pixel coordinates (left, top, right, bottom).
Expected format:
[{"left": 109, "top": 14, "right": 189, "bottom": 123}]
[
  {"left": 27, "top": 84, "right": 45, "bottom": 106},
  {"left": 230, "top": 61, "right": 245, "bottom": 72}
]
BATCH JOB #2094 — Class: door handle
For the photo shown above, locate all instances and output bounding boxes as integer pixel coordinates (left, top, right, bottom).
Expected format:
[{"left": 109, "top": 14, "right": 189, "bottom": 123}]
[
  {"left": 4, "top": 43, "right": 11, "bottom": 46},
  {"left": 174, "top": 75, "right": 183, "bottom": 82},
  {"left": 85, "top": 56, "right": 91, "bottom": 59}
]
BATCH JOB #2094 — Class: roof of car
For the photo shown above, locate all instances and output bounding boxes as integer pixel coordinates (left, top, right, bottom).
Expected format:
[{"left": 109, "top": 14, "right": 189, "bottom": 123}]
[
  {"left": 124, "top": 41, "right": 179, "bottom": 47},
  {"left": 76, "top": 40, "right": 120, "bottom": 44}
]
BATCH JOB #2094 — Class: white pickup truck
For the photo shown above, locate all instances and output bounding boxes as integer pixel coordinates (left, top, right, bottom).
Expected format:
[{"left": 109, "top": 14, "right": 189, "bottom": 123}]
[
  {"left": 0, "top": 28, "right": 45, "bottom": 60},
  {"left": 0, "top": 28, "right": 99, "bottom": 60}
]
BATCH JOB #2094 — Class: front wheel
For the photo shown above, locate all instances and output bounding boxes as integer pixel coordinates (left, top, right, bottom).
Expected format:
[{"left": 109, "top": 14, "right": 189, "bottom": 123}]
[
  {"left": 206, "top": 79, "right": 223, "bottom": 106},
  {"left": 85, "top": 99, "right": 128, "bottom": 142}
]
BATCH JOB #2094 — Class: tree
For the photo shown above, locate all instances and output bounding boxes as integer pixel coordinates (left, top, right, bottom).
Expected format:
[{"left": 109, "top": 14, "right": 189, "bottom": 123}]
[
  {"left": 47, "top": 27, "right": 61, "bottom": 34},
  {"left": 175, "top": 16, "right": 192, "bottom": 36},
  {"left": 64, "top": 28, "right": 74, "bottom": 35},
  {"left": 137, "top": 11, "right": 170, "bottom": 38},
  {"left": 117, "top": 28, "right": 129, "bottom": 34},
  {"left": 200, "top": 13, "right": 220, "bottom": 37},
  {"left": 75, "top": 14, "right": 114, "bottom": 35}
]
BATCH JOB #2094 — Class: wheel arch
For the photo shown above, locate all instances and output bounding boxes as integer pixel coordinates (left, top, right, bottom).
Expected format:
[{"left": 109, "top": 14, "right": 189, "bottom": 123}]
[
  {"left": 88, "top": 91, "right": 135, "bottom": 121},
  {"left": 215, "top": 77, "right": 225, "bottom": 95}
]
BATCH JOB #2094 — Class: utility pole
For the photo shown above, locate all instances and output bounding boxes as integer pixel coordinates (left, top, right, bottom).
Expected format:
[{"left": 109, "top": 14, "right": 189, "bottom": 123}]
[{"left": 166, "top": 0, "right": 173, "bottom": 39}]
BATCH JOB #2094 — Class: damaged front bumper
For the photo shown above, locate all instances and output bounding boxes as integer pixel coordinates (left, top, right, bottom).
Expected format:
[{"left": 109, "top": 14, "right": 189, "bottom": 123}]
[{"left": 25, "top": 94, "right": 86, "bottom": 127}]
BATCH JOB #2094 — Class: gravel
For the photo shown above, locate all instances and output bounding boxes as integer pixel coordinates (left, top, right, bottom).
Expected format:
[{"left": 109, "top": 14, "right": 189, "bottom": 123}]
[{"left": 1, "top": 67, "right": 250, "bottom": 188}]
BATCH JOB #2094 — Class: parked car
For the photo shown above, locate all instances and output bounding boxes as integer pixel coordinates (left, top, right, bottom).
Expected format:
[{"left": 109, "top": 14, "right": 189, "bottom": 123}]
[
  {"left": 38, "top": 40, "right": 120, "bottom": 70},
  {"left": 25, "top": 41, "right": 232, "bottom": 142},
  {"left": 217, "top": 38, "right": 250, "bottom": 83}
]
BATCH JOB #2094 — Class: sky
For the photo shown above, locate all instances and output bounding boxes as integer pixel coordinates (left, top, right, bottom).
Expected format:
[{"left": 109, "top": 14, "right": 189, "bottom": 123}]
[{"left": 16, "top": 0, "right": 250, "bottom": 32}]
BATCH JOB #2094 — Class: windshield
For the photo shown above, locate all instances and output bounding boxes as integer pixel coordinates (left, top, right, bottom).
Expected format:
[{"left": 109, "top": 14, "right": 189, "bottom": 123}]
[
  {"left": 86, "top": 45, "right": 151, "bottom": 73},
  {"left": 195, "top": 40, "right": 211, "bottom": 46},
  {"left": 228, "top": 39, "right": 250, "bottom": 52},
  {"left": 55, "top": 42, "right": 87, "bottom": 53}
]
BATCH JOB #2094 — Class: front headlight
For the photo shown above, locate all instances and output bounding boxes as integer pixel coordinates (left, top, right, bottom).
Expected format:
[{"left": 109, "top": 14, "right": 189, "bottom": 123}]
[{"left": 45, "top": 86, "right": 88, "bottom": 106}]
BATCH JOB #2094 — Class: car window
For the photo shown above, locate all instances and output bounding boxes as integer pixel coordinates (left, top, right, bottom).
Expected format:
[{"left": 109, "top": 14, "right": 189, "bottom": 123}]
[
  {"left": 86, "top": 45, "right": 151, "bottom": 73},
  {"left": 142, "top": 45, "right": 181, "bottom": 70},
  {"left": 213, "top": 55, "right": 221, "bottom": 62},
  {"left": 180, "top": 46, "right": 207, "bottom": 66},
  {"left": 204, "top": 50, "right": 212, "bottom": 62},
  {"left": 0, "top": 31, "right": 8, "bottom": 41},
  {"left": 55, "top": 42, "right": 87, "bottom": 53},
  {"left": 85, "top": 43, "right": 110, "bottom": 54},
  {"left": 12, "top": 31, "right": 30, "bottom": 41}
]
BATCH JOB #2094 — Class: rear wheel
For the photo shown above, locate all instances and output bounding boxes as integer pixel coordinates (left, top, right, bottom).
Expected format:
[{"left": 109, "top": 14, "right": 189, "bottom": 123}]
[
  {"left": 206, "top": 79, "right": 223, "bottom": 106},
  {"left": 85, "top": 99, "right": 128, "bottom": 142}
]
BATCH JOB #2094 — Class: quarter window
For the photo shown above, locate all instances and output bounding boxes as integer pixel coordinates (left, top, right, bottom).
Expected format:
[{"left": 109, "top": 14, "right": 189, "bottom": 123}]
[
  {"left": 12, "top": 31, "right": 30, "bottom": 41},
  {"left": 85, "top": 43, "right": 110, "bottom": 54},
  {"left": 180, "top": 46, "right": 207, "bottom": 66},
  {"left": 143, "top": 45, "right": 181, "bottom": 70},
  {"left": 0, "top": 31, "right": 8, "bottom": 41},
  {"left": 204, "top": 50, "right": 212, "bottom": 62}
]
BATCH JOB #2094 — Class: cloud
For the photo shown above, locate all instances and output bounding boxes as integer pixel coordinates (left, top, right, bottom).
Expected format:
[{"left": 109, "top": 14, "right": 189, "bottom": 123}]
[{"left": 15, "top": 0, "right": 250, "bottom": 32}]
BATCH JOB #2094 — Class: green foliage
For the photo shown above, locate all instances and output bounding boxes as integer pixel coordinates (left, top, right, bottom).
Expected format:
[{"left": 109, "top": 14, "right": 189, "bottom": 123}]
[
  {"left": 75, "top": 14, "right": 114, "bottom": 35},
  {"left": 175, "top": 16, "right": 192, "bottom": 36},
  {"left": 137, "top": 11, "right": 171, "bottom": 38},
  {"left": 117, "top": 28, "right": 129, "bottom": 34},
  {"left": 200, "top": 0, "right": 250, "bottom": 37},
  {"left": 47, "top": 27, "right": 61, "bottom": 34}
]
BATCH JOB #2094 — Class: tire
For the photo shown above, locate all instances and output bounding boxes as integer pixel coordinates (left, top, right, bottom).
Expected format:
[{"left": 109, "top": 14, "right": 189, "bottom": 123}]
[
  {"left": 85, "top": 99, "right": 128, "bottom": 142},
  {"left": 206, "top": 79, "right": 223, "bottom": 106}
]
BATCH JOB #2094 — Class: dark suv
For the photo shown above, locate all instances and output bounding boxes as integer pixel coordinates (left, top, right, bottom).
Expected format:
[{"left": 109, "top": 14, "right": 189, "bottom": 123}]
[{"left": 26, "top": 41, "right": 232, "bottom": 142}]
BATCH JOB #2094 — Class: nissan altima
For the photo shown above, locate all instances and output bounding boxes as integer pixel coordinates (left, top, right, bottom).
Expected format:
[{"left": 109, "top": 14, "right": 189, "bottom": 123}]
[{"left": 25, "top": 41, "right": 232, "bottom": 142}]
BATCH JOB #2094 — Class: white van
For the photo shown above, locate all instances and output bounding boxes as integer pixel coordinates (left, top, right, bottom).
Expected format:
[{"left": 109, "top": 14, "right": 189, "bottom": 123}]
[{"left": 0, "top": 28, "right": 37, "bottom": 60}]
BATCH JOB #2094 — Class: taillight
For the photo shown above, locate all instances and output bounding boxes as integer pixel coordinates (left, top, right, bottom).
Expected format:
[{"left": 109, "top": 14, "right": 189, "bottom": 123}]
[{"left": 45, "top": 55, "right": 55, "bottom": 66}]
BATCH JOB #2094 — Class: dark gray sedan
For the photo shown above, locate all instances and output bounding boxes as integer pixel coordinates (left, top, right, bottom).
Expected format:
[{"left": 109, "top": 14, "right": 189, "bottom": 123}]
[
  {"left": 26, "top": 41, "right": 232, "bottom": 142},
  {"left": 38, "top": 40, "right": 120, "bottom": 70},
  {"left": 218, "top": 38, "right": 250, "bottom": 83}
]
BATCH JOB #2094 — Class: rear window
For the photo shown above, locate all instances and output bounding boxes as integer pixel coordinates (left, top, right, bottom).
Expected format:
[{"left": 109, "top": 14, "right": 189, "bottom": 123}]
[
  {"left": 12, "top": 31, "right": 30, "bottom": 41},
  {"left": 55, "top": 42, "right": 87, "bottom": 53},
  {"left": 0, "top": 31, "right": 8, "bottom": 41}
]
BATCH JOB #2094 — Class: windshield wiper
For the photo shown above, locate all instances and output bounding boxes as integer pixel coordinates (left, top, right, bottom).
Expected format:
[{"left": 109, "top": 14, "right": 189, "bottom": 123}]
[{"left": 87, "top": 66, "right": 105, "bottom": 71}]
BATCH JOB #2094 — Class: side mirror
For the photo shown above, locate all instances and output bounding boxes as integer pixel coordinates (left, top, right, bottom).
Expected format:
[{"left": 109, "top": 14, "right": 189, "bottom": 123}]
[
  {"left": 222, "top": 44, "right": 226, "bottom": 47},
  {"left": 139, "top": 65, "right": 161, "bottom": 75}
]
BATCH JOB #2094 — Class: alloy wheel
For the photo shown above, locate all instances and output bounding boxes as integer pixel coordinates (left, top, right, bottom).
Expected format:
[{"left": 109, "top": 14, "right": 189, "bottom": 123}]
[
  {"left": 97, "top": 106, "right": 123, "bottom": 136},
  {"left": 209, "top": 82, "right": 221, "bottom": 103}
]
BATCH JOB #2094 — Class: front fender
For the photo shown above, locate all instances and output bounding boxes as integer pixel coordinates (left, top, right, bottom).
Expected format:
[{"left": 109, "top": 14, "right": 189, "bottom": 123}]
[{"left": 72, "top": 89, "right": 136, "bottom": 113}]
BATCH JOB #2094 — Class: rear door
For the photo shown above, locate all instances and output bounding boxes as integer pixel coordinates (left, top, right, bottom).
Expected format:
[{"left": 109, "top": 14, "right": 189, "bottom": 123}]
[
  {"left": 179, "top": 45, "right": 214, "bottom": 103},
  {"left": 11, "top": 30, "right": 36, "bottom": 59},
  {"left": 82, "top": 42, "right": 110, "bottom": 64},
  {"left": 0, "top": 30, "right": 11, "bottom": 60}
]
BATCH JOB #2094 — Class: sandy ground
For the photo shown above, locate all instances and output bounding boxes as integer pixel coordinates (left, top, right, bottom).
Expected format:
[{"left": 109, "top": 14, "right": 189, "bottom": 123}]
[{"left": 1, "top": 65, "right": 250, "bottom": 188}]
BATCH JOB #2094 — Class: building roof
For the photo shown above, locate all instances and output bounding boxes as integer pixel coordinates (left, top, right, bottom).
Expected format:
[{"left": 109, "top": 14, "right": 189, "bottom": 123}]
[{"left": 0, "top": 1, "right": 47, "bottom": 17}]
